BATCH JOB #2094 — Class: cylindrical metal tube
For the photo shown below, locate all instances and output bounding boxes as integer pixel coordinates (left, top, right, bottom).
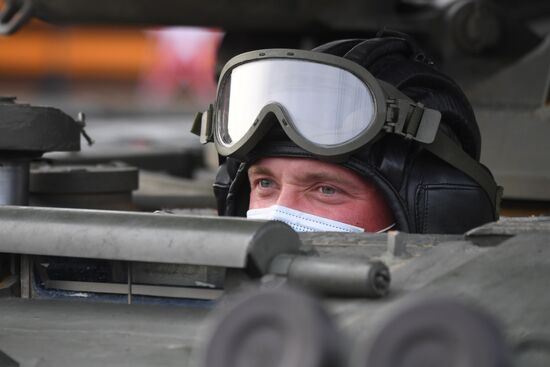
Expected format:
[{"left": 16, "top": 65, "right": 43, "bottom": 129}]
[
  {"left": 0, "top": 206, "right": 301, "bottom": 272},
  {"left": 0, "top": 160, "right": 29, "bottom": 205},
  {"left": 269, "top": 255, "right": 390, "bottom": 298}
]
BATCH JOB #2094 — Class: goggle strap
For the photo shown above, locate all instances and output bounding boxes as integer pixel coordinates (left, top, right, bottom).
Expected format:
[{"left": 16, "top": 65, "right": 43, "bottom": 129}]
[
  {"left": 425, "top": 131, "right": 501, "bottom": 217},
  {"left": 404, "top": 103, "right": 425, "bottom": 136}
]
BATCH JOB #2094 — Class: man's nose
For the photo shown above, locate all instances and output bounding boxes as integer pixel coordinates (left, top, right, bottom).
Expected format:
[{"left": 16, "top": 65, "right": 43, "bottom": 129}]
[{"left": 275, "top": 185, "right": 302, "bottom": 210}]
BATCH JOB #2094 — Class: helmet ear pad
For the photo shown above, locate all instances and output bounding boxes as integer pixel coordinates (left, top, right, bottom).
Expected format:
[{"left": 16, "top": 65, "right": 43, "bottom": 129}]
[
  {"left": 346, "top": 133, "right": 497, "bottom": 234},
  {"left": 403, "top": 149, "right": 497, "bottom": 233}
]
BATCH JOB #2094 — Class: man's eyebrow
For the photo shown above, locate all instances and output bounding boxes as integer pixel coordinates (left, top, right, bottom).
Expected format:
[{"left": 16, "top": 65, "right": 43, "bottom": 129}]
[
  {"left": 301, "top": 172, "right": 354, "bottom": 186},
  {"left": 248, "top": 166, "right": 273, "bottom": 176}
]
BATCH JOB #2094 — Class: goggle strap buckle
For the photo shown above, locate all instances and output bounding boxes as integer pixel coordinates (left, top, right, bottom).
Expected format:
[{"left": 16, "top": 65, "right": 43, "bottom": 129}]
[{"left": 385, "top": 99, "right": 441, "bottom": 144}]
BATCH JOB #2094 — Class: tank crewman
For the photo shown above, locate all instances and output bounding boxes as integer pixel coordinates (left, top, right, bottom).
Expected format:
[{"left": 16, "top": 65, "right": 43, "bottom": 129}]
[{"left": 193, "top": 32, "right": 501, "bottom": 234}]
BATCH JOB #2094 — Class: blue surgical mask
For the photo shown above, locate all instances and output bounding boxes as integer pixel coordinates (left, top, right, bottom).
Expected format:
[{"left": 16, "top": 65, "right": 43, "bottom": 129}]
[{"left": 247, "top": 205, "right": 395, "bottom": 233}]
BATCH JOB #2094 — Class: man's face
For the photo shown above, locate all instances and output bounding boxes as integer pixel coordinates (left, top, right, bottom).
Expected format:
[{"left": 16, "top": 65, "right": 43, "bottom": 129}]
[{"left": 247, "top": 157, "right": 394, "bottom": 232}]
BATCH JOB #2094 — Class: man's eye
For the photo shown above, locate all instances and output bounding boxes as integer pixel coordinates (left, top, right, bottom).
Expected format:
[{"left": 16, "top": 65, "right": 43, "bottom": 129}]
[
  {"left": 259, "top": 179, "right": 273, "bottom": 188},
  {"left": 319, "top": 186, "right": 337, "bottom": 195}
]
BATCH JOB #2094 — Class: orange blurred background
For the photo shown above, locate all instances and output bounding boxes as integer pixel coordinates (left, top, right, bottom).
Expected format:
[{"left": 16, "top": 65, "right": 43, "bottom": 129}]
[
  {"left": 0, "top": 19, "right": 223, "bottom": 108},
  {"left": 0, "top": 21, "right": 155, "bottom": 80}
]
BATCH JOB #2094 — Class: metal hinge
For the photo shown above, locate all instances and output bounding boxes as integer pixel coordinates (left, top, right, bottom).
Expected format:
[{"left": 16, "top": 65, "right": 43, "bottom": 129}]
[{"left": 191, "top": 104, "right": 214, "bottom": 144}]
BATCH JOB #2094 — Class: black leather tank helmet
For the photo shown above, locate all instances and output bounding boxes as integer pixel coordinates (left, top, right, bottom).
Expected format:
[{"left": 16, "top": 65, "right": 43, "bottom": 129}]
[{"left": 207, "top": 33, "right": 501, "bottom": 234}]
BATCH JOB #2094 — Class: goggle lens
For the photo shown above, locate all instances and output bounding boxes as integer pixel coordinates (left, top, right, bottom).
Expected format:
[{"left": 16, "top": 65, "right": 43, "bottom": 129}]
[{"left": 216, "top": 59, "right": 376, "bottom": 148}]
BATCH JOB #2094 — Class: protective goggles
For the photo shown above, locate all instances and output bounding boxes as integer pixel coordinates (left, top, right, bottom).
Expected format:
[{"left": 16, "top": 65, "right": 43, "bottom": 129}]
[{"left": 192, "top": 49, "right": 442, "bottom": 160}]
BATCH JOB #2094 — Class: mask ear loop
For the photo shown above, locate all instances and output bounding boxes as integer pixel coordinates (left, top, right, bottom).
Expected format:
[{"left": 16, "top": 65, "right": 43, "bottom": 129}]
[{"left": 376, "top": 222, "right": 396, "bottom": 233}]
